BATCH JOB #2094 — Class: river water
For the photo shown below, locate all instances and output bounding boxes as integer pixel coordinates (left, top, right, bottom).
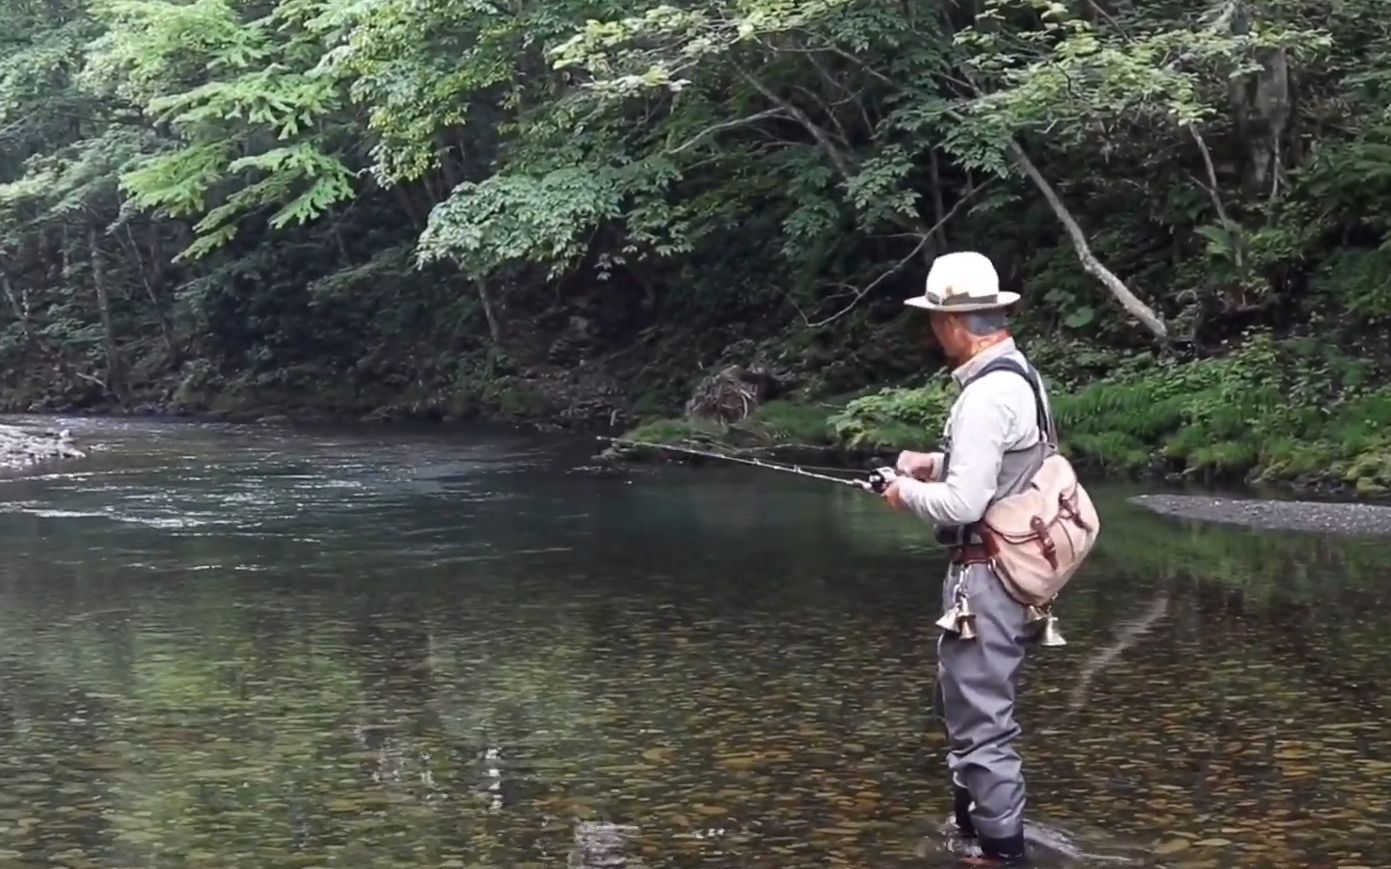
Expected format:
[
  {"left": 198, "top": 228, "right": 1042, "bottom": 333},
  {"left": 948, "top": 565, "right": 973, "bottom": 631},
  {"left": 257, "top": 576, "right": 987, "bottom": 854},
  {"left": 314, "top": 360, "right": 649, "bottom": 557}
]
[{"left": 0, "top": 417, "right": 1388, "bottom": 868}]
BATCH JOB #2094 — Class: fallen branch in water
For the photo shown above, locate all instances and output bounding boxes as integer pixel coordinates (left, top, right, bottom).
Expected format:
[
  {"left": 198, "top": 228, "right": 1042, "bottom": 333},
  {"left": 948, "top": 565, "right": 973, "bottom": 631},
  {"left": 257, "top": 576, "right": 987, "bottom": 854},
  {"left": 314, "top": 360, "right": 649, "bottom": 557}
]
[{"left": 1066, "top": 592, "right": 1171, "bottom": 715}]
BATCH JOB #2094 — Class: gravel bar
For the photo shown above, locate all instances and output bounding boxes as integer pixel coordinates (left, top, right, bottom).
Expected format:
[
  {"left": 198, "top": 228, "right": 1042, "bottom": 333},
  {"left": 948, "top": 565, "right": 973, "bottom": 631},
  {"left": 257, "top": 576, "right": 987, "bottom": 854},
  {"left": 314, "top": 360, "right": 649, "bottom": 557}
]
[{"left": 1130, "top": 493, "right": 1391, "bottom": 537}]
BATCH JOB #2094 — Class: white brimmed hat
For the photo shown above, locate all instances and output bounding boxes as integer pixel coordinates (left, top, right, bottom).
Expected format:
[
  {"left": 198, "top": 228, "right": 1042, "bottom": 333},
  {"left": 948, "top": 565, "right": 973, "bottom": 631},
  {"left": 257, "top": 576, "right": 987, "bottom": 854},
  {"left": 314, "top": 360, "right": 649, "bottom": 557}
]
[{"left": 904, "top": 251, "right": 1020, "bottom": 312}]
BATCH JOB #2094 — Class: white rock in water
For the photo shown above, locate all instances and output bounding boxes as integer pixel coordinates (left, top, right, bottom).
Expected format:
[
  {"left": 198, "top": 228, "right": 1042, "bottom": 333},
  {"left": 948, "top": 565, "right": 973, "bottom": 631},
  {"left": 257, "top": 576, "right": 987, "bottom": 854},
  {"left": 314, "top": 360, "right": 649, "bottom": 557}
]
[
  {"left": 0, "top": 422, "right": 86, "bottom": 470},
  {"left": 567, "top": 822, "right": 643, "bottom": 868}
]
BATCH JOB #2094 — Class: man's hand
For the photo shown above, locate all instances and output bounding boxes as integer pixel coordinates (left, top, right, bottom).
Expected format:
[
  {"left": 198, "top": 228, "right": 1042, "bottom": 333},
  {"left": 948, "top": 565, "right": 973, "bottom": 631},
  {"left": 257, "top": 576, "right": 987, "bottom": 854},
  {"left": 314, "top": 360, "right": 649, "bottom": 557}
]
[
  {"left": 896, "top": 450, "right": 942, "bottom": 481},
  {"left": 882, "top": 478, "right": 908, "bottom": 512}
]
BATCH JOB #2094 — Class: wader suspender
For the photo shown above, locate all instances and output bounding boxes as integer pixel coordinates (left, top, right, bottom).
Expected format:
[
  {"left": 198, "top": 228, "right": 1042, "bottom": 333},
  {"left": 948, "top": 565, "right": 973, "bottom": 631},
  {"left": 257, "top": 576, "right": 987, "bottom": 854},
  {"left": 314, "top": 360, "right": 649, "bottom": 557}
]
[
  {"left": 936, "top": 358, "right": 1056, "bottom": 548},
  {"left": 967, "top": 358, "right": 1056, "bottom": 448}
]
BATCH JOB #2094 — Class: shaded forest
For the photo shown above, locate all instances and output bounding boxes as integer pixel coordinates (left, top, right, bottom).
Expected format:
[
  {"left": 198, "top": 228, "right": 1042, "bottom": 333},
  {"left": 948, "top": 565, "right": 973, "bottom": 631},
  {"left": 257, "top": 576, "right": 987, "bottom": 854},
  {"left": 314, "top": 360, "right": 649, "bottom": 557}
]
[{"left": 3, "top": 0, "right": 1391, "bottom": 488}]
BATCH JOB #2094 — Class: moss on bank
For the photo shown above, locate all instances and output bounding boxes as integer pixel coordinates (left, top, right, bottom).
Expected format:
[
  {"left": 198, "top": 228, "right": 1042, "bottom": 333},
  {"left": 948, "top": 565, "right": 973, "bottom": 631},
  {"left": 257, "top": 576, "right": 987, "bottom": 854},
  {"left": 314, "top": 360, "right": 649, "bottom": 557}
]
[{"left": 621, "top": 334, "right": 1391, "bottom": 495}]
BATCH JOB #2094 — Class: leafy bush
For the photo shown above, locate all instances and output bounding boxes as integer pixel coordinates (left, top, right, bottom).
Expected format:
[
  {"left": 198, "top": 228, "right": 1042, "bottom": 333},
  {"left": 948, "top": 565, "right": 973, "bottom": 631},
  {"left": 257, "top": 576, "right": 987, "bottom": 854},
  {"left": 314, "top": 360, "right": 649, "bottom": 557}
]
[
  {"left": 1312, "top": 247, "right": 1391, "bottom": 319},
  {"left": 814, "top": 335, "right": 1391, "bottom": 491},
  {"left": 827, "top": 382, "right": 955, "bottom": 450},
  {"left": 621, "top": 417, "right": 723, "bottom": 445}
]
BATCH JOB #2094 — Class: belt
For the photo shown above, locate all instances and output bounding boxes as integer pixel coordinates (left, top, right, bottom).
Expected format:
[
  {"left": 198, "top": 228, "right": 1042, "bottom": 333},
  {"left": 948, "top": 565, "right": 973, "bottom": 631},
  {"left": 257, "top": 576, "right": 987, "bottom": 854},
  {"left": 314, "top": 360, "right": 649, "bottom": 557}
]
[{"left": 950, "top": 543, "right": 991, "bottom": 565}]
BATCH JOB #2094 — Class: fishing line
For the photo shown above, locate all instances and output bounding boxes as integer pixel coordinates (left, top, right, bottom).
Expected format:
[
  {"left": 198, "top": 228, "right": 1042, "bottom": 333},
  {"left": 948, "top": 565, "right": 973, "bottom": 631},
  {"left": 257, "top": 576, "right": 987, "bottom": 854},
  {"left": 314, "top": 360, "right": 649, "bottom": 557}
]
[{"left": 598, "top": 437, "right": 895, "bottom": 493}]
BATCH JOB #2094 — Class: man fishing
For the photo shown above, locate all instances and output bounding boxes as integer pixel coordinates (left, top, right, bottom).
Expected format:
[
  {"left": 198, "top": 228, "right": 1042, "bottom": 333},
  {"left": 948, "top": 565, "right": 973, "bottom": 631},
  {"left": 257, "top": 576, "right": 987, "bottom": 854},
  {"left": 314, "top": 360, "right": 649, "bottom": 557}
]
[{"left": 880, "top": 250, "right": 1055, "bottom": 865}]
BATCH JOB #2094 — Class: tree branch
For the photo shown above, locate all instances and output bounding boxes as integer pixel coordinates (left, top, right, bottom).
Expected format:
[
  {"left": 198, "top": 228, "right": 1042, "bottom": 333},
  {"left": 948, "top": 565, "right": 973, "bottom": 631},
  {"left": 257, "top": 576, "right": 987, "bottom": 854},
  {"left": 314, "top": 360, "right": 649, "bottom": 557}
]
[
  {"left": 742, "top": 65, "right": 944, "bottom": 249},
  {"left": 796, "top": 49, "right": 879, "bottom": 135},
  {"left": 1185, "top": 125, "right": 1248, "bottom": 272},
  {"left": 667, "top": 109, "right": 791, "bottom": 155},
  {"left": 1206, "top": 0, "right": 1240, "bottom": 33},
  {"left": 1010, "top": 141, "right": 1169, "bottom": 341},
  {"left": 827, "top": 45, "right": 896, "bottom": 87},
  {"left": 801, "top": 46, "right": 858, "bottom": 101},
  {"left": 800, "top": 237, "right": 928, "bottom": 329},
  {"left": 795, "top": 180, "right": 992, "bottom": 329},
  {"left": 740, "top": 67, "right": 859, "bottom": 181},
  {"left": 793, "top": 85, "right": 854, "bottom": 146},
  {"left": 1187, "top": 125, "right": 1234, "bottom": 225},
  {"left": 775, "top": 37, "right": 897, "bottom": 87},
  {"left": 1083, "top": 0, "right": 1130, "bottom": 40}
]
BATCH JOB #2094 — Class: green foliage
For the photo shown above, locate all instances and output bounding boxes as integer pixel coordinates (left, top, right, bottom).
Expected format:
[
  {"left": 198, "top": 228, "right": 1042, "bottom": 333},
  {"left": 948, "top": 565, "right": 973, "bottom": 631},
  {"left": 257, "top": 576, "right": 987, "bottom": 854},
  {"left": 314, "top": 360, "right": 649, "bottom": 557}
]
[
  {"left": 418, "top": 163, "right": 674, "bottom": 280},
  {"left": 735, "top": 400, "right": 834, "bottom": 445},
  {"left": 828, "top": 381, "right": 954, "bottom": 450},
  {"left": 1054, "top": 336, "right": 1391, "bottom": 484},
  {"left": 1311, "top": 247, "right": 1391, "bottom": 319},
  {"left": 86, "top": 0, "right": 358, "bottom": 258},
  {"left": 806, "top": 335, "right": 1391, "bottom": 492},
  {"left": 1, "top": 0, "right": 1391, "bottom": 503},
  {"left": 622, "top": 417, "right": 724, "bottom": 446},
  {"left": 619, "top": 398, "right": 834, "bottom": 454}
]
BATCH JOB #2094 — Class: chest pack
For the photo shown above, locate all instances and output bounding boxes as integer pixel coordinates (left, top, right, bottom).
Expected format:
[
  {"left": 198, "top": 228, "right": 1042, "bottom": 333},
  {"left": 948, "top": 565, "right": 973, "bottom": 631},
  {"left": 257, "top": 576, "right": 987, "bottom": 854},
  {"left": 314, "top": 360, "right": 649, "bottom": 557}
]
[{"left": 956, "top": 358, "right": 1101, "bottom": 607}]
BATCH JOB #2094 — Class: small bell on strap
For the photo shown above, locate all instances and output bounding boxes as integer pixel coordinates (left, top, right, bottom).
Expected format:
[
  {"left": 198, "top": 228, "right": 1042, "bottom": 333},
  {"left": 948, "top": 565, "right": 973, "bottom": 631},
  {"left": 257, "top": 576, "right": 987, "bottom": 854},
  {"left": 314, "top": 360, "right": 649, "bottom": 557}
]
[
  {"left": 935, "top": 602, "right": 962, "bottom": 633},
  {"left": 1040, "top": 613, "right": 1067, "bottom": 647},
  {"left": 955, "top": 597, "right": 978, "bottom": 641},
  {"left": 1025, "top": 604, "right": 1049, "bottom": 624}
]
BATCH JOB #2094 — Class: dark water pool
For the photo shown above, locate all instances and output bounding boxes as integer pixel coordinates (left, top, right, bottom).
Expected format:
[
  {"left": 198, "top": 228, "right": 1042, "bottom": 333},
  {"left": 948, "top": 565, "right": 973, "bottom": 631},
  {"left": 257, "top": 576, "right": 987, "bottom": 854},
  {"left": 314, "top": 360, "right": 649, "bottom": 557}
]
[{"left": 0, "top": 417, "right": 1388, "bottom": 867}]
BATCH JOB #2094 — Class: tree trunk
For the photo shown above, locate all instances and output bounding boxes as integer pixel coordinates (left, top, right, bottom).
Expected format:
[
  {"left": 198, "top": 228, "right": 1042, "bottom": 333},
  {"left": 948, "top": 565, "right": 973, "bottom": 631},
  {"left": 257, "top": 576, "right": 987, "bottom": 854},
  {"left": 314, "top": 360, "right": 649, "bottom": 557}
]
[
  {"left": 441, "top": 139, "right": 464, "bottom": 191},
  {"left": 148, "top": 231, "right": 179, "bottom": 363},
  {"left": 1010, "top": 142, "right": 1168, "bottom": 342},
  {"left": 88, "top": 223, "right": 124, "bottom": 398},
  {"left": 2, "top": 274, "right": 29, "bottom": 338},
  {"left": 391, "top": 184, "right": 427, "bottom": 230},
  {"left": 1226, "top": 2, "right": 1294, "bottom": 200},
  {"left": 476, "top": 278, "right": 503, "bottom": 344},
  {"left": 928, "top": 150, "right": 948, "bottom": 253},
  {"left": 61, "top": 223, "right": 71, "bottom": 281},
  {"left": 123, "top": 224, "right": 178, "bottom": 362}
]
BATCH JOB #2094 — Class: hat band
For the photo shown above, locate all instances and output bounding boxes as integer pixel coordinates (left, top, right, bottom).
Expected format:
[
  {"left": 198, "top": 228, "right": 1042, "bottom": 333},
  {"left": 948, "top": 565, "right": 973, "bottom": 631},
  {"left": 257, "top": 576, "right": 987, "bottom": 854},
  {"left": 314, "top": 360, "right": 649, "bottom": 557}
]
[{"left": 927, "top": 291, "right": 999, "bottom": 307}]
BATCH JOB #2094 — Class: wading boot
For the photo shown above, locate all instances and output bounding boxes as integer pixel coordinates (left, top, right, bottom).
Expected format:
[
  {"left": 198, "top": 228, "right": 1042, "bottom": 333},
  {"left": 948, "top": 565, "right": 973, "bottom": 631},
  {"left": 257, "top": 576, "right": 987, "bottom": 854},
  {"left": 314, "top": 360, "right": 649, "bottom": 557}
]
[
  {"left": 952, "top": 784, "right": 976, "bottom": 839},
  {"left": 975, "top": 831, "right": 1028, "bottom": 866}
]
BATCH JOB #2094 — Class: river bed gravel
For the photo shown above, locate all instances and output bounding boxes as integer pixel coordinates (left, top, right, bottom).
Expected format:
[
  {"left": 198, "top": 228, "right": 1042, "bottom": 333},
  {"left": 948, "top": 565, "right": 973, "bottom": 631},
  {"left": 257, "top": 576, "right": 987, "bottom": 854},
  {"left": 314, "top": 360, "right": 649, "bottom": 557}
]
[
  {"left": 1131, "top": 492, "right": 1391, "bottom": 536},
  {"left": 2, "top": 418, "right": 1390, "bottom": 866}
]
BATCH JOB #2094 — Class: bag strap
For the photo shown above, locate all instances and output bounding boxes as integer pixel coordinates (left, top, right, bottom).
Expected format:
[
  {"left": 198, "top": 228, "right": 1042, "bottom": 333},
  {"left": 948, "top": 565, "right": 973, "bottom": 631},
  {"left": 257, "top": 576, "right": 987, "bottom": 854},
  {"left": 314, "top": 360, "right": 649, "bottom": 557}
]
[{"left": 964, "top": 357, "right": 1056, "bottom": 447}]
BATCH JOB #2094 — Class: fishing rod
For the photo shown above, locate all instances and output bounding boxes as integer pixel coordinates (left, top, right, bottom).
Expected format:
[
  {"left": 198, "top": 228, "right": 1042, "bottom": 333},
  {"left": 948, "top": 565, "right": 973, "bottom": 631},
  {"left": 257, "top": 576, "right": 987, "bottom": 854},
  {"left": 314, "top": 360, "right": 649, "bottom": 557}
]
[{"left": 598, "top": 437, "right": 897, "bottom": 493}]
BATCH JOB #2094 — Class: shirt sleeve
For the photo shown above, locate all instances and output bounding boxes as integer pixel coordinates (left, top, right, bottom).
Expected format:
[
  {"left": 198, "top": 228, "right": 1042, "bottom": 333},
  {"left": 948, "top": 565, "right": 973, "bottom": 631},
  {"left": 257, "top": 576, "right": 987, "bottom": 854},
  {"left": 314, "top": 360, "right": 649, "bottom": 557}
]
[{"left": 895, "top": 379, "right": 1017, "bottom": 526}]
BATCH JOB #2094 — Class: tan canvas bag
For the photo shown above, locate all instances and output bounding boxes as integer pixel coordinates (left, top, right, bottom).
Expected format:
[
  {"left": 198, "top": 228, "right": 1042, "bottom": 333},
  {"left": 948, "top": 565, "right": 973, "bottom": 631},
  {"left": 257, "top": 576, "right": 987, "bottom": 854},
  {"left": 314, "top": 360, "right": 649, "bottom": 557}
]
[{"left": 968, "top": 361, "right": 1101, "bottom": 607}]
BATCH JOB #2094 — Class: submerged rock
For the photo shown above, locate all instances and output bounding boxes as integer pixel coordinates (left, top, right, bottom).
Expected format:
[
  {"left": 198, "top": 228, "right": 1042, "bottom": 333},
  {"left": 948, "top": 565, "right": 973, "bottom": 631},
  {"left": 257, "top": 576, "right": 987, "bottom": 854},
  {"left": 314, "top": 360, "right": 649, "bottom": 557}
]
[
  {"left": 567, "top": 821, "right": 644, "bottom": 868},
  {"left": 0, "top": 422, "right": 85, "bottom": 470}
]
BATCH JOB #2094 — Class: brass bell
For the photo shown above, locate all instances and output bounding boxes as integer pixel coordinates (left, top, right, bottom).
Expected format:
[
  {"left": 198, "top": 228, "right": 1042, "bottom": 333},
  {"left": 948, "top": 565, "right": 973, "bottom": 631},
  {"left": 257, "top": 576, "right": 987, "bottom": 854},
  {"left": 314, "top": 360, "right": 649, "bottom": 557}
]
[
  {"left": 935, "top": 604, "right": 961, "bottom": 632},
  {"left": 955, "top": 597, "right": 977, "bottom": 640},
  {"left": 1039, "top": 614, "right": 1067, "bottom": 647}
]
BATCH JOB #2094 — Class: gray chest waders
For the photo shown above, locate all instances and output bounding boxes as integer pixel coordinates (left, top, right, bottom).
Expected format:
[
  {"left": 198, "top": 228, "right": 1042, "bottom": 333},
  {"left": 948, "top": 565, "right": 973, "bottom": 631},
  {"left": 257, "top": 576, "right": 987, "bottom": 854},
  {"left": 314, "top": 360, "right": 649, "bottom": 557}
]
[{"left": 930, "top": 354, "right": 1061, "bottom": 857}]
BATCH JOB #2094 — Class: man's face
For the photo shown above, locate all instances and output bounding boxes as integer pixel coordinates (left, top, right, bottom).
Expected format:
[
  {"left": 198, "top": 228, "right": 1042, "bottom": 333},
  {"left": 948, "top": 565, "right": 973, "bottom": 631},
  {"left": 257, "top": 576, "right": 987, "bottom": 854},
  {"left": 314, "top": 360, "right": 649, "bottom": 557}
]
[{"left": 926, "top": 312, "right": 957, "bottom": 361}]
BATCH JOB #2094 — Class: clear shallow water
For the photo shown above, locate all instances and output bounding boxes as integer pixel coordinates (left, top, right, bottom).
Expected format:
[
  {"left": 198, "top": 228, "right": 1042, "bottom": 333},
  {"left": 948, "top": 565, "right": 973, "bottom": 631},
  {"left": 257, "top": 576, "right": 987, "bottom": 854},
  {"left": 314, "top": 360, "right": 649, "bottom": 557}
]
[{"left": 0, "top": 416, "right": 1388, "bottom": 868}]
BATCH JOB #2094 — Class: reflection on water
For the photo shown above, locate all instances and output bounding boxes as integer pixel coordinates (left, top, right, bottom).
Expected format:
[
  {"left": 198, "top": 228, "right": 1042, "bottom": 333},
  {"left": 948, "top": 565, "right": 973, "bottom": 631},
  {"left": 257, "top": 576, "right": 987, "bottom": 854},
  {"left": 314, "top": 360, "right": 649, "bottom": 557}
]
[{"left": 0, "top": 416, "right": 1389, "bottom": 867}]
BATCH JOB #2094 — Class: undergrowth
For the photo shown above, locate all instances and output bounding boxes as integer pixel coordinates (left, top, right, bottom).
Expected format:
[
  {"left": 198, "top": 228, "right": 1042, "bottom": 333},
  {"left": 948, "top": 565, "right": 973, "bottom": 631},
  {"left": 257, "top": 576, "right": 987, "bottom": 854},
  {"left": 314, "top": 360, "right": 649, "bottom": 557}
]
[
  {"left": 626, "top": 333, "right": 1391, "bottom": 494},
  {"left": 623, "top": 399, "right": 835, "bottom": 448}
]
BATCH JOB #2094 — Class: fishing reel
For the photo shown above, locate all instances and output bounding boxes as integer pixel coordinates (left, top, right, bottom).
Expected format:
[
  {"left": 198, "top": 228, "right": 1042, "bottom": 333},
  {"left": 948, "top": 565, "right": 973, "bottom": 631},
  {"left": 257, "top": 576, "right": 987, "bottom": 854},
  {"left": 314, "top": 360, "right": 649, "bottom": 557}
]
[{"left": 864, "top": 466, "right": 899, "bottom": 494}]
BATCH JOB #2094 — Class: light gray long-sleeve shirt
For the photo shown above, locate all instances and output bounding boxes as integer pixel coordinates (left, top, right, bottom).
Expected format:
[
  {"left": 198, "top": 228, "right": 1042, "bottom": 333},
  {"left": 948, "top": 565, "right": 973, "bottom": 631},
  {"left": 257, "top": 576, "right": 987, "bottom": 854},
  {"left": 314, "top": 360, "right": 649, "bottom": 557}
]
[{"left": 897, "top": 337, "right": 1050, "bottom": 527}]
